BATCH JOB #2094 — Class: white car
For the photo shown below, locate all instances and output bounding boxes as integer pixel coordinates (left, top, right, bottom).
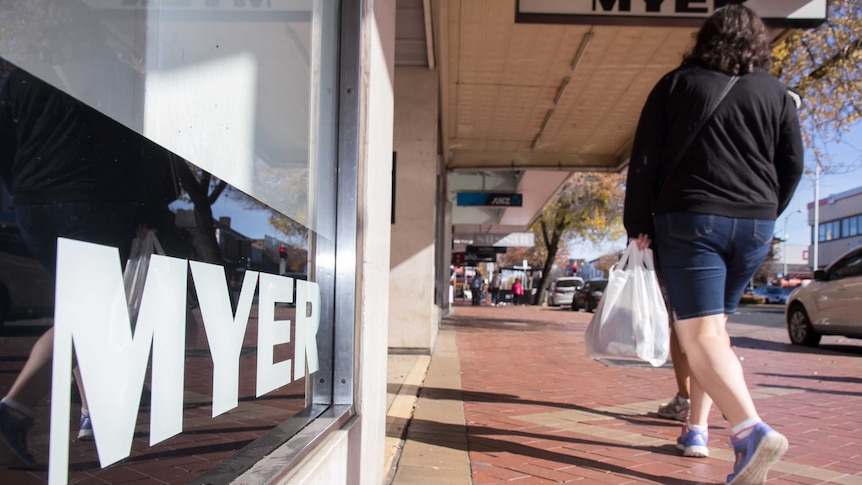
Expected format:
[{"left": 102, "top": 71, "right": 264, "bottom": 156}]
[
  {"left": 547, "top": 276, "right": 584, "bottom": 307},
  {"left": 785, "top": 246, "right": 862, "bottom": 347}
]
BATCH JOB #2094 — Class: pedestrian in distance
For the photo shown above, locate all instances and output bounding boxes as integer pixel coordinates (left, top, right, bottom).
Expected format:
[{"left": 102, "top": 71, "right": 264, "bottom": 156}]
[
  {"left": 470, "top": 271, "right": 484, "bottom": 306},
  {"left": 511, "top": 278, "right": 524, "bottom": 305},
  {"left": 624, "top": 5, "right": 803, "bottom": 485},
  {"left": 489, "top": 271, "right": 502, "bottom": 306}
]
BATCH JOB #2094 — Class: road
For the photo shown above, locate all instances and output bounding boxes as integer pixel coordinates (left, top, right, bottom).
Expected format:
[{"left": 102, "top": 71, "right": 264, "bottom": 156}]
[{"left": 728, "top": 303, "right": 862, "bottom": 357}]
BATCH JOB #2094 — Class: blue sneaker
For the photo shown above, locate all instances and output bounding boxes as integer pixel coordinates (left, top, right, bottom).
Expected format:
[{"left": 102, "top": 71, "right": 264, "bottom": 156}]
[
  {"left": 676, "top": 422, "right": 709, "bottom": 457},
  {"left": 0, "top": 402, "right": 36, "bottom": 468},
  {"left": 77, "top": 412, "right": 94, "bottom": 441},
  {"left": 726, "top": 422, "right": 788, "bottom": 485}
]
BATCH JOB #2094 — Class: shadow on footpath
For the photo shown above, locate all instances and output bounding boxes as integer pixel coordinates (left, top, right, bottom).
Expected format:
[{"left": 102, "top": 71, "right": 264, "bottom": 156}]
[
  {"left": 442, "top": 316, "right": 585, "bottom": 333},
  {"left": 415, "top": 386, "right": 682, "bottom": 429},
  {"left": 730, "top": 336, "right": 862, "bottom": 356},
  {"left": 406, "top": 418, "right": 710, "bottom": 485},
  {"left": 753, "top": 372, "right": 862, "bottom": 397},
  {"left": 758, "top": 373, "right": 862, "bottom": 384}
]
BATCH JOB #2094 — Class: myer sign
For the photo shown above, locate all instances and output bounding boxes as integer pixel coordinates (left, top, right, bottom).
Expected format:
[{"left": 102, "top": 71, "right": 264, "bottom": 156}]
[
  {"left": 516, "top": 0, "right": 828, "bottom": 27},
  {"left": 48, "top": 238, "right": 320, "bottom": 485}
]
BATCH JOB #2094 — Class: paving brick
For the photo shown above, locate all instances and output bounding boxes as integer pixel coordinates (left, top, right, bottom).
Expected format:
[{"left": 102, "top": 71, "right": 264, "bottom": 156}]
[{"left": 392, "top": 303, "right": 862, "bottom": 485}]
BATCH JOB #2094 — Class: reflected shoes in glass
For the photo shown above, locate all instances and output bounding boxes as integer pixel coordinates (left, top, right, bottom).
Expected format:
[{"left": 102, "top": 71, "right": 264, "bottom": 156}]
[
  {"left": 78, "top": 412, "right": 94, "bottom": 441},
  {"left": 676, "top": 421, "right": 709, "bottom": 457},
  {"left": 657, "top": 394, "right": 690, "bottom": 421},
  {"left": 0, "top": 402, "right": 36, "bottom": 468},
  {"left": 726, "top": 422, "right": 788, "bottom": 485}
]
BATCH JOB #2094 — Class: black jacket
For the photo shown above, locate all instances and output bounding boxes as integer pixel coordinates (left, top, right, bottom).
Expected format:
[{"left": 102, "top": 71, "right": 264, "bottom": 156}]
[{"left": 623, "top": 66, "right": 804, "bottom": 239}]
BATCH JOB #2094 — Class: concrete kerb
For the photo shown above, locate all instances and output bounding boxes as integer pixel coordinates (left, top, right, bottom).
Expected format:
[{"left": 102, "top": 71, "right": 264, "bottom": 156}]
[
  {"left": 388, "top": 326, "right": 471, "bottom": 485},
  {"left": 385, "top": 353, "right": 431, "bottom": 482}
]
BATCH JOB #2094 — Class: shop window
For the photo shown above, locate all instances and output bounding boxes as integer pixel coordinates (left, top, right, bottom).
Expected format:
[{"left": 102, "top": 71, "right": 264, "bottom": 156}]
[{"left": 0, "top": 0, "right": 352, "bottom": 483}]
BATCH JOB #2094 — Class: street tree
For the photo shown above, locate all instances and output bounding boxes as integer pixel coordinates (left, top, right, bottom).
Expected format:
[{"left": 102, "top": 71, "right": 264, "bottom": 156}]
[
  {"left": 529, "top": 173, "right": 625, "bottom": 305},
  {"left": 772, "top": 0, "right": 862, "bottom": 171}
]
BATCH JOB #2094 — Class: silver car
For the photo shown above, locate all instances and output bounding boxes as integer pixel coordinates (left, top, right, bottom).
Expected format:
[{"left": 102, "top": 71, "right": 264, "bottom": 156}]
[
  {"left": 785, "top": 246, "right": 862, "bottom": 347},
  {"left": 547, "top": 276, "right": 583, "bottom": 307}
]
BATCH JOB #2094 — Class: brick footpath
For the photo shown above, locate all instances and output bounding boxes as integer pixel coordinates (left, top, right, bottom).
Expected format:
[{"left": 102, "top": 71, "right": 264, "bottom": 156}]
[{"left": 394, "top": 302, "right": 862, "bottom": 485}]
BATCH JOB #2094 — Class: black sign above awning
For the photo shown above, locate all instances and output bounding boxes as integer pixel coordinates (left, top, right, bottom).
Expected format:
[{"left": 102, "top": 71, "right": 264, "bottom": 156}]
[
  {"left": 466, "top": 245, "right": 508, "bottom": 254},
  {"left": 516, "top": 0, "right": 828, "bottom": 28}
]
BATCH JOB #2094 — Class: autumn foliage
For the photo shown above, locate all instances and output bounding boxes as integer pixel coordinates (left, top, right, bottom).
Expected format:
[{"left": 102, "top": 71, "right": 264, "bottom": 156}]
[{"left": 772, "top": 0, "right": 862, "bottom": 169}]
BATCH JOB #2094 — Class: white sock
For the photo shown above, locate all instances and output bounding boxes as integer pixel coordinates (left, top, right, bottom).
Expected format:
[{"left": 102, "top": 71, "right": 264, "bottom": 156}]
[
  {"left": 687, "top": 421, "right": 707, "bottom": 432},
  {"left": 676, "top": 395, "right": 690, "bottom": 405},
  {"left": 732, "top": 417, "right": 762, "bottom": 440},
  {"left": 1, "top": 397, "right": 34, "bottom": 419}
]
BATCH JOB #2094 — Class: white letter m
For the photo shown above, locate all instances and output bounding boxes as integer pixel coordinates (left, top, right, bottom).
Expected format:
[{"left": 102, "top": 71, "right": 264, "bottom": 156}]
[{"left": 49, "top": 238, "right": 187, "bottom": 485}]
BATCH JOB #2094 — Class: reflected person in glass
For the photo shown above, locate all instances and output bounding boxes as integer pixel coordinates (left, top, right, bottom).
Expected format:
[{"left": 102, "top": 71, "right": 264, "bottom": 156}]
[{"left": 0, "top": 60, "right": 143, "bottom": 468}]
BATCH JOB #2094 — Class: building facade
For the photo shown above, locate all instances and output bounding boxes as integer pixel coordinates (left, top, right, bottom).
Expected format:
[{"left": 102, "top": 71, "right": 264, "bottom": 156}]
[{"left": 809, "top": 186, "right": 862, "bottom": 269}]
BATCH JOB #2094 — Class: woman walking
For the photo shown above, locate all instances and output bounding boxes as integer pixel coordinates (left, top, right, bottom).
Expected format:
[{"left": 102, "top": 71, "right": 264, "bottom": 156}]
[{"left": 624, "top": 5, "right": 803, "bottom": 484}]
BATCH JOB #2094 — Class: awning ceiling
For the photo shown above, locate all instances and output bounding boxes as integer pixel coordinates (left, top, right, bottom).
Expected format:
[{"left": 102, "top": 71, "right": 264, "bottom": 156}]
[
  {"left": 439, "top": 0, "right": 699, "bottom": 173},
  {"left": 395, "top": 0, "right": 791, "bottom": 236}
]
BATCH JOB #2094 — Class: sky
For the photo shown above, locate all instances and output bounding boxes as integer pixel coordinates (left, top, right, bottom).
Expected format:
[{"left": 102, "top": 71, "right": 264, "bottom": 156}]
[{"left": 571, "top": 120, "right": 862, "bottom": 262}]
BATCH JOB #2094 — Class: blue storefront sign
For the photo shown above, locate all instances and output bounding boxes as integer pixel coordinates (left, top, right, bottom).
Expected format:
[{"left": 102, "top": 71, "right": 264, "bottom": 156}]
[{"left": 457, "top": 192, "right": 523, "bottom": 207}]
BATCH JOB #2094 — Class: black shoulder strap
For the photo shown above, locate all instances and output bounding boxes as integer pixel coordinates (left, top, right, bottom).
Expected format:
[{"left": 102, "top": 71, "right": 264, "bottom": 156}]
[{"left": 654, "top": 75, "right": 739, "bottom": 204}]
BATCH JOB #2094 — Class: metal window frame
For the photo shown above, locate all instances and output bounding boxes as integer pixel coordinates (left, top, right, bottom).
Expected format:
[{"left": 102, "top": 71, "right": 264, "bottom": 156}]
[{"left": 190, "top": 0, "right": 362, "bottom": 482}]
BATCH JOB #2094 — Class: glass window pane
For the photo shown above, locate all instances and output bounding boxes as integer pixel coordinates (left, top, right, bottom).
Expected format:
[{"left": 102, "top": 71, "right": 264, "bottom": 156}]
[{"left": 0, "top": 0, "right": 343, "bottom": 482}]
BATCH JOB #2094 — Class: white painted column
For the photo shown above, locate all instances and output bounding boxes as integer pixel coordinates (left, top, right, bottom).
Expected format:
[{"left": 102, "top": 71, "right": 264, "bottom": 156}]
[{"left": 389, "top": 66, "right": 440, "bottom": 352}]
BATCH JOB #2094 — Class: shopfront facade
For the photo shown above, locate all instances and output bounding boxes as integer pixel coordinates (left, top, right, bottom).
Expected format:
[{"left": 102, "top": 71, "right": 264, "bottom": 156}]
[{"left": 0, "top": 0, "right": 394, "bottom": 483}]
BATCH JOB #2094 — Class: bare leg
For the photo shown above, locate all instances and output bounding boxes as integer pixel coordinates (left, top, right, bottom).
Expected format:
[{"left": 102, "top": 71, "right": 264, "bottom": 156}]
[
  {"left": 672, "top": 313, "right": 758, "bottom": 427},
  {"left": 669, "top": 326, "right": 690, "bottom": 399},
  {"left": 5, "top": 328, "right": 54, "bottom": 409},
  {"left": 688, "top": 375, "right": 713, "bottom": 428},
  {"left": 677, "top": 320, "right": 711, "bottom": 428},
  {"left": 73, "top": 367, "right": 89, "bottom": 412}
]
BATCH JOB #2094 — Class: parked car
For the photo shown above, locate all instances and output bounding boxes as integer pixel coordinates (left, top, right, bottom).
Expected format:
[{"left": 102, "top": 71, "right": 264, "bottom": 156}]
[
  {"left": 547, "top": 276, "right": 584, "bottom": 307},
  {"left": 785, "top": 246, "right": 862, "bottom": 347},
  {"left": 571, "top": 279, "right": 608, "bottom": 312},
  {"left": 779, "top": 286, "right": 796, "bottom": 305},
  {"left": 751, "top": 285, "right": 784, "bottom": 304}
]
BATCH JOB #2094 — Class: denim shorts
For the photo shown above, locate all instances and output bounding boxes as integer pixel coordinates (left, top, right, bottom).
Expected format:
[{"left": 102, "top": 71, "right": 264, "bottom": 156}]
[{"left": 653, "top": 212, "right": 774, "bottom": 320}]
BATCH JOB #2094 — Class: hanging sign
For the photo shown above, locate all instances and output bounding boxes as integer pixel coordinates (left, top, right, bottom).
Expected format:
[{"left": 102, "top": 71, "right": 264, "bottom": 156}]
[{"left": 456, "top": 192, "right": 523, "bottom": 207}]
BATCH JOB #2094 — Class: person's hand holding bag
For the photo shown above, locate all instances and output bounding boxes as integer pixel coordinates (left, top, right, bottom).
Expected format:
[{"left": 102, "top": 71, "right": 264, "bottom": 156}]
[{"left": 585, "top": 238, "right": 669, "bottom": 367}]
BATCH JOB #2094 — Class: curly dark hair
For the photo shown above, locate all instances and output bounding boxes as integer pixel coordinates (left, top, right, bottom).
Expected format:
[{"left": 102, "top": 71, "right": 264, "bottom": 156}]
[{"left": 682, "top": 5, "right": 772, "bottom": 75}]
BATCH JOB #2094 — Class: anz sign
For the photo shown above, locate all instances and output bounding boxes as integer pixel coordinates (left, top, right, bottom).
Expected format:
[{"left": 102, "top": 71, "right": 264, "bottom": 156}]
[{"left": 456, "top": 192, "right": 523, "bottom": 207}]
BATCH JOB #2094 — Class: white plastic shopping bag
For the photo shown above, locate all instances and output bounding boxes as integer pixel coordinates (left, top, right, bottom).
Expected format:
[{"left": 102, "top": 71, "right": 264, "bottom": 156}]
[
  {"left": 585, "top": 240, "right": 669, "bottom": 367},
  {"left": 124, "top": 230, "right": 166, "bottom": 323}
]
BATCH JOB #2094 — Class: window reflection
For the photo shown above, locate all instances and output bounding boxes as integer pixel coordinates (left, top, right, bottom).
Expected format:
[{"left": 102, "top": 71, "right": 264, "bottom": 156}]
[
  {"left": 1, "top": 0, "right": 338, "bottom": 241},
  {"left": 0, "top": 59, "right": 321, "bottom": 482}
]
